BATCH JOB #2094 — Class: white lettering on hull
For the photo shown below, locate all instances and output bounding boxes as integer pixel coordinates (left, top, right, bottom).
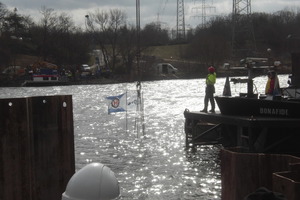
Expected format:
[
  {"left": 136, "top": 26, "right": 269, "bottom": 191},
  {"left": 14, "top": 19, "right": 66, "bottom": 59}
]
[{"left": 259, "top": 108, "right": 288, "bottom": 116}]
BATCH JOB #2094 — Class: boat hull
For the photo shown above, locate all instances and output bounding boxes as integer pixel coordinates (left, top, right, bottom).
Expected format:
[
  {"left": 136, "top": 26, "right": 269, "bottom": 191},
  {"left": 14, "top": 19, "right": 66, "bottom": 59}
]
[{"left": 215, "top": 96, "right": 300, "bottom": 118}]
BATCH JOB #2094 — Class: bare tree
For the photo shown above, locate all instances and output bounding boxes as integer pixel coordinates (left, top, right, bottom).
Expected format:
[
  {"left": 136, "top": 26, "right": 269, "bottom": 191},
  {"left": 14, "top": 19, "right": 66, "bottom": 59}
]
[
  {"left": 38, "top": 6, "right": 57, "bottom": 60},
  {"left": 107, "top": 9, "right": 126, "bottom": 70},
  {"left": 141, "top": 23, "right": 170, "bottom": 46},
  {"left": 118, "top": 25, "right": 137, "bottom": 79},
  {"left": 86, "top": 8, "right": 127, "bottom": 72},
  {"left": 0, "top": 6, "right": 35, "bottom": 68},
  {"left": 0, "top": 2, "right": 8, "bottom": 34},
  {"left": 52, "top": 12, "right": 76, "bottom": 65},
  {"left": 0, "top": 3, "right": 10, "bottom": 67},
  {"left": 32, "top": 7, "right": 90, "bottom": 67},
  {"left": 56, "top": 12, "right": 74, "bottom": 33}
]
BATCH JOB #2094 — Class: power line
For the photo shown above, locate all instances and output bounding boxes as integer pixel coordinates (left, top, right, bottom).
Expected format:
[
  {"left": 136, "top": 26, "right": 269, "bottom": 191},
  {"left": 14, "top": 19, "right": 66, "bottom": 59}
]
[
  {"left": 157, "top": 0, "right": 169, "bottom": 25},
  {"left": 191, "top": 0, "right": 216, "bottom": 28}
]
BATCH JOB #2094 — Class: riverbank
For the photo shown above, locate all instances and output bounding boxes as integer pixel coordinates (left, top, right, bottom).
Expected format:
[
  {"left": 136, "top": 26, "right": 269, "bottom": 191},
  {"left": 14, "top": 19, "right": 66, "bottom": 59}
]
[{"left": 0, "top": 64, "right": 291, "bottom": 87}]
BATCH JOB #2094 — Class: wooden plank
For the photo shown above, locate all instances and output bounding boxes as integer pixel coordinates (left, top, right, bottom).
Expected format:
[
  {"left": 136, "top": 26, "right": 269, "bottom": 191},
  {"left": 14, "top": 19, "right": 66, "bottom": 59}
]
[{"left": 0, "top": 98, "right": 34, "bottom": 200}]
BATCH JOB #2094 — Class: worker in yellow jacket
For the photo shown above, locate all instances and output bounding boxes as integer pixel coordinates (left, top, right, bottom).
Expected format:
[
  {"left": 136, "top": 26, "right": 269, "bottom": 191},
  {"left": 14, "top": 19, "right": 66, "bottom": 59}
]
[{"left": 201, "top": 66, "right": 216, "bottom": 113}]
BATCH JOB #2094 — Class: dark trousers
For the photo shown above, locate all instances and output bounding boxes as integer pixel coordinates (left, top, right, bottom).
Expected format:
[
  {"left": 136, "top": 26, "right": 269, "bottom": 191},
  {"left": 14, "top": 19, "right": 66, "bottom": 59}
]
[{"left": 204, "top": 85, "right": 215, "bottom": 110}]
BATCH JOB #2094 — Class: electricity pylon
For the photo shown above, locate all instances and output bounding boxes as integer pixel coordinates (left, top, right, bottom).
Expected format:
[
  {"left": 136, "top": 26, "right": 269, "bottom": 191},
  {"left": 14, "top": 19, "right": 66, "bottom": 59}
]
[
  {"left": 191, "top": 0, "right": 216, "bottom": 28},
  {"left": 177, "top": 0, "right": 186, "bottom": 40},
  {"left": 231, "top": 0, "right": 256, "bottom": 58}
]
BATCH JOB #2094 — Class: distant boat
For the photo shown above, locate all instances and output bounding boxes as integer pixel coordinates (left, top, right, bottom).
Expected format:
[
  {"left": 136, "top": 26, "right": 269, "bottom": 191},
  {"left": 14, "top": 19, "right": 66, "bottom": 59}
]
[{"left": 22, "top": 68, "right": 69, "bottom": 87}]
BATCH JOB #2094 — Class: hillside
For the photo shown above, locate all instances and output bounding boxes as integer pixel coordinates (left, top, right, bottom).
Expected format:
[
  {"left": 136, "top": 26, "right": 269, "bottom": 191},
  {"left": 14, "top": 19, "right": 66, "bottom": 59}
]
[
  {"left": 12, "top": 55, "right": 41, "bottom": 67},
  {"left": 144, "top": 44, "right": 188, "bottom": 60}
]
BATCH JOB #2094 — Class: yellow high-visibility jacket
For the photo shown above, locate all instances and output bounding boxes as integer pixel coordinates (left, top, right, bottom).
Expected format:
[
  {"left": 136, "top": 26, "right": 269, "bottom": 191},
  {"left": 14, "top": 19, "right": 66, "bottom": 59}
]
[{"left": 206, "top": 72, "right": 216, "bottom": 85}]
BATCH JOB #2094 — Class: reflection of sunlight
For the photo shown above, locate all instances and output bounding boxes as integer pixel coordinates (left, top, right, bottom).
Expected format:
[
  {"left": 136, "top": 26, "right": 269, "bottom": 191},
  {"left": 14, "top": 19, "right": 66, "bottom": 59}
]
[
  {"left": 201, "top": 188, "right": 209, "bottom": 193},
  {"left": 150, "top": 184, "right": 163, "bottom": 194},
  {"left": 81, "top": 136, "right": 97, "bottom": 140},
  {"left": 151, "top": 178, "right": 158, "bottom": 183}
]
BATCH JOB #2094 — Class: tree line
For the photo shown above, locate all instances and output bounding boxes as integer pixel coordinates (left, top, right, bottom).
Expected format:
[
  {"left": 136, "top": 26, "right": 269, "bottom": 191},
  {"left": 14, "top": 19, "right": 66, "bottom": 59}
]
[
  {"left": 185, "top": 8, "right": 300, "bottom": 66},
  {"left": 0, "top": 3, "right": 171, "bottom": 77},
  {"left": 1, "top": 2, "right": 300, "bottom": 78}
]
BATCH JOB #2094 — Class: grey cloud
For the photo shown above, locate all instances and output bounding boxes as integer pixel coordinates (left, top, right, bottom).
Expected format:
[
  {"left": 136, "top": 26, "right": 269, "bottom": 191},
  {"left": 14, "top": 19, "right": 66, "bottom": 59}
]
[{"left": 1, "top": 0, "right": 299, "bottom": 28}]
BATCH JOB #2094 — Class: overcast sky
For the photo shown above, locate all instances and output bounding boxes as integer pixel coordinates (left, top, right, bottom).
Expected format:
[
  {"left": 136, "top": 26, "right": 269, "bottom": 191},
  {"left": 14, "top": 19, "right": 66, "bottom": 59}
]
[{"left": 1, "top": 0, "right": 300, "bottom": 29}]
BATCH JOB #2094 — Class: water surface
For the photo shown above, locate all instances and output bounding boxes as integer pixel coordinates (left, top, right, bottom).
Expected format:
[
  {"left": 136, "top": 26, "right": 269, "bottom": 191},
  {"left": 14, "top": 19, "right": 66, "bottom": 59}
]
[{"left": 0, "top": 75, "right": 289, "bottom": 199}]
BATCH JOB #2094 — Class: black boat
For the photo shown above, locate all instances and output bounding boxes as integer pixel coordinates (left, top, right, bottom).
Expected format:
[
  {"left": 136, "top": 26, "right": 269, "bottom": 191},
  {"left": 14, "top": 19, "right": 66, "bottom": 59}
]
[
  {"left": 215, "top": 95, "right": 300, "bottom": 118},
  {"left": 215, "top": 52, "right": 300, "bottom": 119}
]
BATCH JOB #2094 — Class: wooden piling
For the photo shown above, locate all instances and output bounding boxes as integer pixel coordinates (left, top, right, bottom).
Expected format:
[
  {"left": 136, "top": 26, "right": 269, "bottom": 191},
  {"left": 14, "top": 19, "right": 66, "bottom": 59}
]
[{"left": 0, "top": 95, "right": 75, "bottom": 200}]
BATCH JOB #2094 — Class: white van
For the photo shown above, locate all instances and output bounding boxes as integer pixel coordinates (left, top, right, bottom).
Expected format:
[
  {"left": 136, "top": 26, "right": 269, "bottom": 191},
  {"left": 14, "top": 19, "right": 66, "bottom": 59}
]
[{"left": 156, "top": 63, "right": 178, "bottom": 74}]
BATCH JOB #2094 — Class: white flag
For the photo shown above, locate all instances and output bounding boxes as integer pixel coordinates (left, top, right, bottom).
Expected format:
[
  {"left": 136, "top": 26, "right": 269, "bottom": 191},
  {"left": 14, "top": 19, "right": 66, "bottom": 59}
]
[{"left": 126, "top": 91, "right": 138, "bottom": 112}]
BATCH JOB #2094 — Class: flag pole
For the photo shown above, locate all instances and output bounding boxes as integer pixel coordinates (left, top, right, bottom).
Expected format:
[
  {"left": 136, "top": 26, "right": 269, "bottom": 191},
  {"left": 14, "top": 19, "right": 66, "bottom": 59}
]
[
  {"left": 141, "top": 91, "right": 145, "bottom": 135},
  {"left": 126, "top": 91, "right": 128, "bottom": 134},
  {"left": 136, "top": 82, "right": 142, "bottom": 137}
]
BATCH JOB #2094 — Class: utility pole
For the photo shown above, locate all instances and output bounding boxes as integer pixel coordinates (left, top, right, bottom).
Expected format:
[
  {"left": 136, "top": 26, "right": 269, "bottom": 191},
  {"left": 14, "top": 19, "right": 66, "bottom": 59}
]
[
  {"left": 135, "top": 0, "right": 145, "bottom": 137},
  {"left": 136, "top": 0, "right": 141, "bottom": 80},
  {"left": 177, "top": 0, "right": 186, "bottom": 40}
]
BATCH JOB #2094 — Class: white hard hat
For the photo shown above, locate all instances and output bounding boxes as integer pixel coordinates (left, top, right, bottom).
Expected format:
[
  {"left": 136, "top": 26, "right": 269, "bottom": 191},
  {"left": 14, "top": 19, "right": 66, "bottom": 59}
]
[{"left": 62, "top": 163, "right": 120, "bottom": 200}]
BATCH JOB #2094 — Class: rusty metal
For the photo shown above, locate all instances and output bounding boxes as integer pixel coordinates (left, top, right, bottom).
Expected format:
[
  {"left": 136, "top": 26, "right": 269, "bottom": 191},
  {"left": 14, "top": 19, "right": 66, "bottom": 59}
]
[
  {"left": 0, "top": 95, "right": 75, "bottom": 200},
  {"left": 221, "top": 148, "right": 300, "bottom": 200},
  {"left": 273, "top": 170, "right": 300, "bottom": 200}
]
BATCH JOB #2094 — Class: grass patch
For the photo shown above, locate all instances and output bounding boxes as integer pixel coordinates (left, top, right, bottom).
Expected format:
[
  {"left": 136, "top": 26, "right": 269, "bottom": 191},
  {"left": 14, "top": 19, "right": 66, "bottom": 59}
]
[{"left": 144, "top": 44, "right": 188, "bottom": 60}]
